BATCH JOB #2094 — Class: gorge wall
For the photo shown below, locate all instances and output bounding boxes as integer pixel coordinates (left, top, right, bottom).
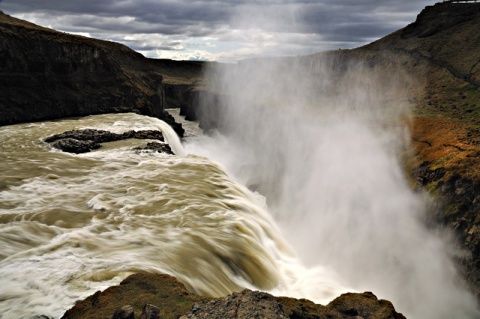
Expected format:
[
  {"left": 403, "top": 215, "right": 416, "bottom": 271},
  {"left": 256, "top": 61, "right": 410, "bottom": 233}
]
[
  {"left": 363, "top": 2, "right": 480, "bottom": 301},
  {"left": 0, "top": 11, "right": 168, "bottom": 126}
]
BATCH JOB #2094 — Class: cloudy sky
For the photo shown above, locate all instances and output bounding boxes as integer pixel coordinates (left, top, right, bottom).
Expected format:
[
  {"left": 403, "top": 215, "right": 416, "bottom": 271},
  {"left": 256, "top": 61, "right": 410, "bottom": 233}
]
[{"left": 0, "top": 0, "right": 437, "bottom": 62}]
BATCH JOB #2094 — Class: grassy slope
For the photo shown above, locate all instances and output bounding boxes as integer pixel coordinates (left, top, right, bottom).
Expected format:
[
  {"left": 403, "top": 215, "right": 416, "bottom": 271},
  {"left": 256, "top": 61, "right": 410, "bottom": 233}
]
[
  {"left": 357, "top": 2, "right": 480, "bottom": 298},
  {"left": 356, "top": 3, "right": 480, "bottom": 184}
]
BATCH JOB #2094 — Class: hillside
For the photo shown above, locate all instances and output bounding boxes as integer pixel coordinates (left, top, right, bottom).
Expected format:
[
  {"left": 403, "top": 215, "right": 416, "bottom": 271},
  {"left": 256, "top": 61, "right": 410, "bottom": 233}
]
[
  {"left": 0, "top": 11, "right": 202, "bottom": 130},
  {"left": 358, "top": 2, "right": 480, "bottom": 300}
]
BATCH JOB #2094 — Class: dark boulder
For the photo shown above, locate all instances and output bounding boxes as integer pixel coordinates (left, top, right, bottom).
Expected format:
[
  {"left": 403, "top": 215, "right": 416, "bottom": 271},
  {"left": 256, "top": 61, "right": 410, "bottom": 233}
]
[
  {"left": 112, "top": 305, "right": 135, "bottom": 319},
  {"left": 133, "top": 142, "right": 173, "bottom": 155},
  {"left": 61, "top": 273, "right": 210, "bottom": 319},
  {"left": 162, "top": 110, "right": 185, "bottom": 138},
  {"left": 51, "top": 138, "right": 101, "bottom": 154},
  {"left": 326, "top": 292, "right": 406, "bottom": 319},
  {"left": 139, "top": 304, "right": 160, "bottom": 319},
  {"left": 45, "top": 129, "right": 124, "bottom": 144}
]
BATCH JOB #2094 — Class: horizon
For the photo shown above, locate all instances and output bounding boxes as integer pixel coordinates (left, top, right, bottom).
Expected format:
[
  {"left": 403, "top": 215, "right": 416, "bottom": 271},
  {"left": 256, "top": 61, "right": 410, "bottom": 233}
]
[{"left": 0, "top": 0, "right": 438, "bottom": 62}]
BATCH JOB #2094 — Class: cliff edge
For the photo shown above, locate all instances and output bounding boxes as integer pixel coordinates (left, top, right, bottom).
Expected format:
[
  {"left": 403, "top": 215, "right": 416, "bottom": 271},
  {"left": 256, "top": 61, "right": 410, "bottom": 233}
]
[
  {"left": 363, "top": 2, "right": 480, "bottom": 300},
  {"left": 61, "top": 273, "right": 405, "bottom": 319},
  {"left": 0, "top": 11, "right": 166, "bottom": 125}
]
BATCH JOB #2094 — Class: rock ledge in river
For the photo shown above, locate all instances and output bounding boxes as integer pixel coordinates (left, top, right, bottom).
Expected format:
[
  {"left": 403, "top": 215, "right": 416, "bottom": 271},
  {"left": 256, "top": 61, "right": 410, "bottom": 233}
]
[{"left": 45, "top": 129, "right": 173, "bottom": 154}]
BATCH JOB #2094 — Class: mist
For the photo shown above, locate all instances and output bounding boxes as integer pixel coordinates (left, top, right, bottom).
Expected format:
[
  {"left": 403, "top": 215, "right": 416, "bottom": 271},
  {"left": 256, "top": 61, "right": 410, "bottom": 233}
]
[{"left": 184, "top": 49, "right": 479, "bottom": 318}]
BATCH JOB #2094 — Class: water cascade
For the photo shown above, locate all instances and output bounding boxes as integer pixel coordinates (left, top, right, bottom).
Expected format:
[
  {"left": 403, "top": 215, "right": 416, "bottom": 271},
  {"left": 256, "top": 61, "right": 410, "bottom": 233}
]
[
  {"left": 0, "top": 58, "right": 479, "bottom": 319},
  {"left": 0, "top": 113, "right": 349, "bottom": 318},
  {"left": 183, "top": 57, "right": 480, "bottom": 319}
]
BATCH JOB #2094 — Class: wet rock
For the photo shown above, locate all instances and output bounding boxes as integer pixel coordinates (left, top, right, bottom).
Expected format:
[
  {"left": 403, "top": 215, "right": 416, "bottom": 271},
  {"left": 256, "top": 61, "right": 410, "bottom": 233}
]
[
  {"left": 45, "top": 129, "right": 173, "bottom": 154},
  {"left": 179, "top": 290, "right": 289, "bottom": 319},
  {"left": 112, "top": 305, "right": 135, "bottom": 319},
  {"left": 180, "top": 290, "right": 406, "bottom": 319},
  {"left": 139, "top": 304, "right": 160, "bottom": 319},
  {"left": 412, "top": 159, "right": 480, "bottom": 299},
  {"left": 61, "top": 273, "right": 210, "bottom": 319},
  {"left": 133, "top": 142, "right": 173, "bottom": 155},
  {"left": 51, "top": 138, "right": 101, "bottom": 154},
  {"left": 162, "top": 110, "right": 185, "bottom": 138},
  {"left": 122, "top": 130, "right": 165, "bottom": 141},
  {"left": 45, "top": 129, "right": 117, "bottom": 143},
  {"left": 327, "top": 292, "right": 406, "bottom": 319},
  {"left": 181, "top": 90, "right": 223, "bottom": 133}
]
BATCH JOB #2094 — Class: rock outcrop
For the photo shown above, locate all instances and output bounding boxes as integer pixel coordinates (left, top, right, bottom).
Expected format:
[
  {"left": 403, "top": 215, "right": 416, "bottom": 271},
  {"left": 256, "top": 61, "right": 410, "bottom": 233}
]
[
  {"left": 180, "top": 89, "right": 224, "bottom": 132},
  {"left": 360, "top": 2, "right": 480, "bottom": 300},
  {"left": 61, "top": 273, "right": 405, "bottom": 319},
  {"left": 61, "top": 273, "right": 210, "bottom": 319}
]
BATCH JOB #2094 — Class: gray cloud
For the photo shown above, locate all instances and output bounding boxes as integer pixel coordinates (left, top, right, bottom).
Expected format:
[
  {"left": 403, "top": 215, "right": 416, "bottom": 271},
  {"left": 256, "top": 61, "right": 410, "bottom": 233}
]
[{"left": 0, "top": 0, "right": 437, "bottom": 61}]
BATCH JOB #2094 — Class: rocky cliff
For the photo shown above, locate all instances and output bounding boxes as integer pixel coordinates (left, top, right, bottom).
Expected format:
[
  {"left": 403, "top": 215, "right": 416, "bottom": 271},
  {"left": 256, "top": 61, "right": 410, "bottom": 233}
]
[
  {"left": 61, "top": 273, "right": 405, "bottom": 319},
  {"left": 0, "top": 11, "right": 178, "bottom": 128},
  {"left": 361, "top": 2, "right": 480, "bottom": 301}
]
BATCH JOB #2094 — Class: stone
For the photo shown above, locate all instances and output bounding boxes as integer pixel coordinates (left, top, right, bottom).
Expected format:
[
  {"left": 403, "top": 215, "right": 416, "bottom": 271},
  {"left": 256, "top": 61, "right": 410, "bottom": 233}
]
[
  {"left": 51, "top": 138, "right": 101, "bottom": 154},
  {"left": 133, "top": 142, "right": 173, "bottom": 155},
  {"left": 45, "top": 129, "right": 173, "bottom": 154},
  {"left": 327, "top": 292, "right": 406, "bottom": 319},
  {"left": 112, "top": 305, "right": 135, "bottom": 319},
  {"left": 139, "top": 304, "right": 160, "bottom": 319},
  {"left": 179, "top": 290, "right": 289, "bottom": 319}
]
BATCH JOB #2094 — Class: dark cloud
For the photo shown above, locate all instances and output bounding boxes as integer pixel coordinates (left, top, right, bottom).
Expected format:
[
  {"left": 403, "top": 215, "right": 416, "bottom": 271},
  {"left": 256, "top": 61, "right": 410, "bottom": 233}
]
[
  {"left": 1, "top": 0, "right": 232, "bottom": 34},
  {"left": 0, "top": 0, "right": 437, "bottom": 61}
]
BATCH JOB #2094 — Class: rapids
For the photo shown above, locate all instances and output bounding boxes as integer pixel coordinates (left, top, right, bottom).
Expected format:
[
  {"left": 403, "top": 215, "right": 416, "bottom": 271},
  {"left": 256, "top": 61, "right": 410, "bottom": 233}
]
[{"left": 0, "top": 113, "right": 349, "bottom": 319}]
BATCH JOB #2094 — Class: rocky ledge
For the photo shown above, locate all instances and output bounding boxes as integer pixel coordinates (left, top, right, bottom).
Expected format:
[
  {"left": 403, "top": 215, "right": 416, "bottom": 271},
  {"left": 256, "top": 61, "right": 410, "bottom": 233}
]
[
  {"left": 45, "top": 129, "right": 173, "bottom": 154},
  {"left": 60, "top": 273, "right": 405, "bottom": 319}
]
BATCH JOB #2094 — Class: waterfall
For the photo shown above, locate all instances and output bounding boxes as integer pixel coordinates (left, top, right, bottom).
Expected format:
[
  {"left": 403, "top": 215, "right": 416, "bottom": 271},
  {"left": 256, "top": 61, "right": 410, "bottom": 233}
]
[
  {"left": 152, "top": 118, "right": 186, "bottom": 156},
  {"left": 0, "top": 113, "right": 348, "bottom": 318},
  {"left": 182, "top": 56, "right": 480, "bottom": 319}
]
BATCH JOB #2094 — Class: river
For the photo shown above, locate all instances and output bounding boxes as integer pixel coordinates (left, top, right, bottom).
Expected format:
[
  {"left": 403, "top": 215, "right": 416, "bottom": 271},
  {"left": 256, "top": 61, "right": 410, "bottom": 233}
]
[
  {"left": 0, "top": 95, "right": 479, "bottom": 318},
  {"left": 0, "top": 112, "right": 350, "bottom": 318}
]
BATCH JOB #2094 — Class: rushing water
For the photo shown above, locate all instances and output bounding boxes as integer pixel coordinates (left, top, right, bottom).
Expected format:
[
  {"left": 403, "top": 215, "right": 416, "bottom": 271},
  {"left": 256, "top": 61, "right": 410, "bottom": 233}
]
[
  {"left": 1, "top": 96, "right": 479, "bottom": 318},
  {"left": 0, "top": 113, "right": 350, "bottom": 319},
  {"left": 181, "top": 55, "right": 480, "bottom": 319}
]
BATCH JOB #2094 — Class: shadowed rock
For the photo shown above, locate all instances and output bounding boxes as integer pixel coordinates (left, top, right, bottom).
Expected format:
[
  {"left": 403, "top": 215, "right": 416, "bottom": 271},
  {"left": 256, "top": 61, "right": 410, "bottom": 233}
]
[
  {"left": 61, "top": 273, "right": 405, "bottom": 319},
  {"left": 133, "top": 142, "right": 173, "bottom": 155},
  {"left": 51, "top": 138, "right": 101, "bottom": 154},
  {"left": 45, "top": 129, "right": 172, "bottom": 154},
  {"left": 179, "top": 290, "right": 289, "bottom": 319},
  {"left": 139, "top": 304, "right": 160, "bottom": 319},
  {"left": 0, "top": 12, "right": 166, "bottom": 126},
  {"left": 112, "top": 305, "right": 134, "bottom": 319}
]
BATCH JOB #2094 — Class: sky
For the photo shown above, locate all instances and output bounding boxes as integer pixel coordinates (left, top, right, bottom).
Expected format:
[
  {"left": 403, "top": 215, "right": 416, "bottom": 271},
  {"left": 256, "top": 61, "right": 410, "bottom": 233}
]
[{"left": 0, "top": 0, "right": 438, "bottom": 62}]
